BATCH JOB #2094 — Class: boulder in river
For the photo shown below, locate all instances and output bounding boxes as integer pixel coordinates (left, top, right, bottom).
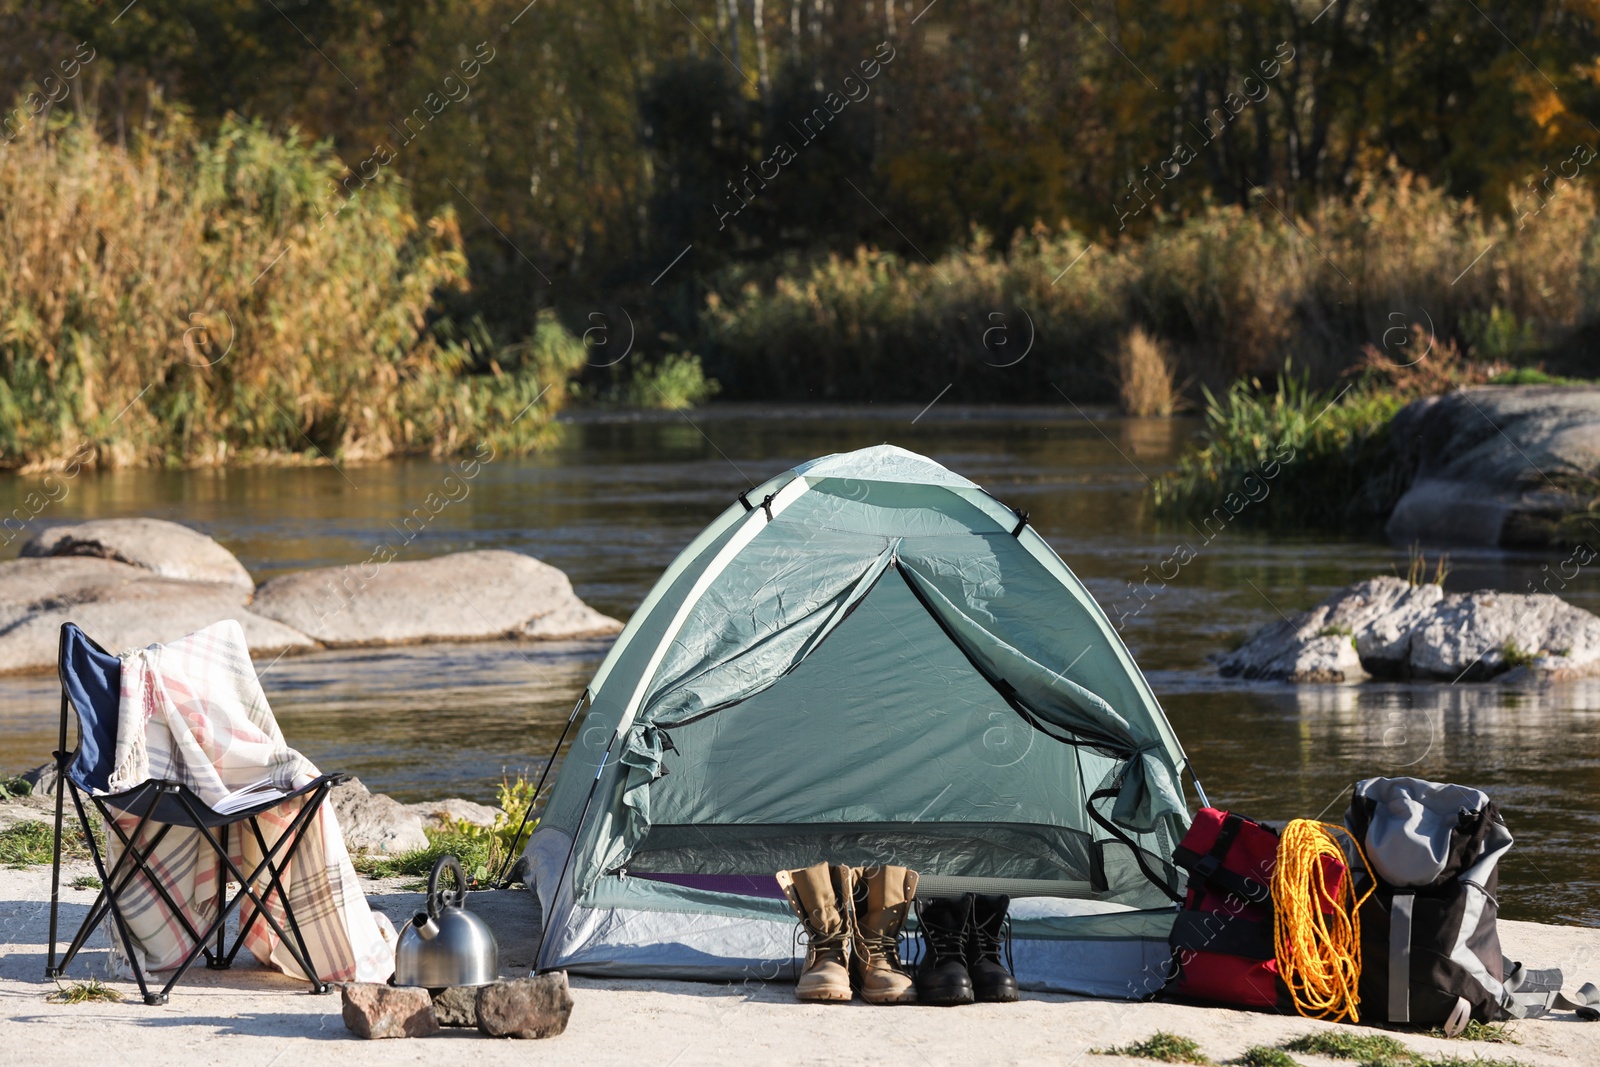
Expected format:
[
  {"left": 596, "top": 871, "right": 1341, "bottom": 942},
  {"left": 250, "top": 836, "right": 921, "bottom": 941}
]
[
  {"left": 0, "top": 556, "right": 314, "bottom": 675},
  {"left": 1217, "top": 575, "right": 1600, "bottom": 682},
  {"left": 250, "top": 549, "right": 623, "bottom": 647},
  {"left": 21, "top": 517, "right": 255, "bottom": 592},
  {"left": 1386, "top": 385, "right": 1600, "bottom": 548}
]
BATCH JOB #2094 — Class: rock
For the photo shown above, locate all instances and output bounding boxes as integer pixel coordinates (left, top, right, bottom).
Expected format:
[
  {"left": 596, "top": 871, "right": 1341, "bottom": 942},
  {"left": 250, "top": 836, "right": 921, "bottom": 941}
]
[
  {"left": 331, "top": 778, "right": 429, "bottom": 855},
  {"left": 407, "top": 798, "right": 501, "bottom": 832},
  {"left": 21, "top": 518, "right": 254, "bottom": 592},
  {"left": 475, "top": 972, "right": 573, "bottom": 1039},
  {"left": 250, "top": 549, "right": 623, "bottom": 647},
  {"left": 430, "top": 984, "right": 482, "bottom": 1027},
  {"left": 340, "top": 982, "right": 439, "bottom": 1039},
  {"left": 0, "top": 557, "right": 316, "bottom": 675},
  {"left": 1218, "top": 575, "right": 1600, "bottom": 682},
  {"left": 19, "top": 762, "right": 56, "bottom": 797},
  {"left": 1386, "top": 386, "right": 1600, "bottom": 547}
]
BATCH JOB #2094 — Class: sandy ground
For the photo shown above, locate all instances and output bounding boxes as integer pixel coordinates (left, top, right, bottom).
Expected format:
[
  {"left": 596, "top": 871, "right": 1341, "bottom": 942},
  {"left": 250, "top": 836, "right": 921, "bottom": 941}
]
[{"left": 2, "top": 859, "right": 1598, "bottom": 1066}]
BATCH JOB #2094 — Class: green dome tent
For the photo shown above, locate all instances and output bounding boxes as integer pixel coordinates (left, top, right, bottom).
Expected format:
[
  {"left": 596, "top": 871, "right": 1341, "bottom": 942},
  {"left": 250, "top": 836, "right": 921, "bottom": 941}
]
[{"left": 526, "top": 444, "right": 1198, "bottom": 996}]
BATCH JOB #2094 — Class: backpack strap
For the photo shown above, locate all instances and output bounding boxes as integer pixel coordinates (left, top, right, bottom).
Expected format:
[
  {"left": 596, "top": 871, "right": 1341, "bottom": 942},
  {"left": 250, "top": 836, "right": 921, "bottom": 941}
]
[
  {"left": 1172, "top": 813, "right": 1272, "bottom": 905},
  {"left": 1503, "top": 964, "right": 1600, "bottom": 1020},
  {"left": 1389, "top": 892, "right": 1415, "bottom": 1023}
]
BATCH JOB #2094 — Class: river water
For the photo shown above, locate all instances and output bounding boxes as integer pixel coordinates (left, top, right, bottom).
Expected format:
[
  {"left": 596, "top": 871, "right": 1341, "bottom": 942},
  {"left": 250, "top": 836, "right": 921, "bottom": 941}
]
[{"left": 2, "top": 406, "right": 1596, "bottom": 925}]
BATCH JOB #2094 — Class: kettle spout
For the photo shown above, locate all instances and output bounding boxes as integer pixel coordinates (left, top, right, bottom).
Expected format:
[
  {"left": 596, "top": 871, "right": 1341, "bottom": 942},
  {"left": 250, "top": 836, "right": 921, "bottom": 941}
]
[{"left": 412, "top": 912, "right": 440, "bottom": 941}]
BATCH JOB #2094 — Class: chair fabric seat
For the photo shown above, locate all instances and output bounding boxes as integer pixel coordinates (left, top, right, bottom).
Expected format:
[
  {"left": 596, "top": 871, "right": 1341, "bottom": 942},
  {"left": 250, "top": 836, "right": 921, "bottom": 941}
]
[{"left": 97, "top": 774, "right": 347, "bottom": 830}]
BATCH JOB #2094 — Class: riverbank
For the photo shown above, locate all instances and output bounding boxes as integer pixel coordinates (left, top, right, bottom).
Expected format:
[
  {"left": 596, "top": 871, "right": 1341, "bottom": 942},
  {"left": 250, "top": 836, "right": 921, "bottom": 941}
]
[{"left": 1, "top": 862, "right": 1595, "bottom": 1065}]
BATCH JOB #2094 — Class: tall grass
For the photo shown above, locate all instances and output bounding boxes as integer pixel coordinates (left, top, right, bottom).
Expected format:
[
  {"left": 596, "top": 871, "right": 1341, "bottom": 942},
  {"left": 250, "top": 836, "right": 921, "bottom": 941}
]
[
  {"left": 702, "top": 174, "right": 1600, "bottom": 401},
  {"left": 1151, "top": 371, "right": 1408, "bottom": 531},
  {"left": 0, "top": 105, "right": 584, "bottom": 470},
  {"left": 1113, "top": 326, "right": 1181, "bottom": 416},
  {"left": 1151, "top": 337, "right": 1508, "bottom": 530}
]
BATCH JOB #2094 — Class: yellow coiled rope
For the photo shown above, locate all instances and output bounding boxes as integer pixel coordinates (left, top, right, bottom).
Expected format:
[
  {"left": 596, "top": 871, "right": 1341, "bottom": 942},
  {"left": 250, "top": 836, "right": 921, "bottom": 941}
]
[{"left": 1271, "top": 819, "right": 1376, "bottom": 1022}]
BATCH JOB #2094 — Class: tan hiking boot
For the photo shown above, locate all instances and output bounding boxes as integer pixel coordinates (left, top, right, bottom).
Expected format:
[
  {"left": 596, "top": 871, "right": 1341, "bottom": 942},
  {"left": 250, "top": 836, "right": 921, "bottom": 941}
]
[
  {"left": 776, "top": 862, "right": 853, "bottom": 1002},
  {"left": 844, "top": 864, "right": 919, "bottom": 1005}
]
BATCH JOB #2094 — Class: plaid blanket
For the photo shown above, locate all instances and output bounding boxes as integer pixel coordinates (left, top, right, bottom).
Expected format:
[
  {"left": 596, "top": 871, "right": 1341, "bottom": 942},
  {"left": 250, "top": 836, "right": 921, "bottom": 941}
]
[{"left": 104, "top": 619, "right": 395, "bottom": 982}]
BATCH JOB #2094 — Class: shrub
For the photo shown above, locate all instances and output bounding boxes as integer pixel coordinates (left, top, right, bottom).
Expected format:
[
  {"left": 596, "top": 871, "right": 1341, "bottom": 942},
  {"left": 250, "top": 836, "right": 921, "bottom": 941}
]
[{"left": 0, "top": 105, "right": 583, "bottom": 470}]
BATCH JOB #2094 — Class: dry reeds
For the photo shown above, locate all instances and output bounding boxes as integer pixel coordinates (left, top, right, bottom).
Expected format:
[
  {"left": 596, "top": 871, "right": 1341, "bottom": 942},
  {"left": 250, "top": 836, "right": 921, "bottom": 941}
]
[
  {"left": 0, "top": 104, "right": 583, "bottom": 470},
  {"left": 1111, "top": 326, "right": 1180, "bottom": 416},
  {"left": 702, "top": 171, "right": 1600, "bottom": 403}
]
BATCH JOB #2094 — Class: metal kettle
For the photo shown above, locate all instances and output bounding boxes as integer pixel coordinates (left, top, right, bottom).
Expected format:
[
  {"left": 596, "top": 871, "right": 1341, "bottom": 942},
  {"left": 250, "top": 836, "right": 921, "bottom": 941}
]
[{"left": 392, "top": 855, "right": 499, "bottom": 988}]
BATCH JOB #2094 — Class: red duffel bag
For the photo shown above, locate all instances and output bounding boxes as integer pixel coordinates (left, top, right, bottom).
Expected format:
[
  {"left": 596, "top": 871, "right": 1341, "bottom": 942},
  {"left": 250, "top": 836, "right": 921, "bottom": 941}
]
[{"left": 1167, "top": 808, "right": 1288, "bottom": 1010}]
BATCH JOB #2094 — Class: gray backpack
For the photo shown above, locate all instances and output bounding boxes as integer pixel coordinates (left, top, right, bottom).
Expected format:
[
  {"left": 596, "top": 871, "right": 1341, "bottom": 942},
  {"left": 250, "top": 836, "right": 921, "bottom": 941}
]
[{"left": 1344, "top": 777, "right": 1597, "bottom": 1031}]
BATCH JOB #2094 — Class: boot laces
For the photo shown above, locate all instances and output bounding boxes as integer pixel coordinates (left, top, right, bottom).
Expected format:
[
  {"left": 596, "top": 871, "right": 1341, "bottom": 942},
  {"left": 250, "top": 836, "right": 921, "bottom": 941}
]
[
  {"left": 794, "top": 908, "right": 849, "bottom": 964},
  {"left": 913, "top": 899, "right": 968, "bottom": 964},
  {"left": 974, "top": 914, "right": 1015, "bottom": 972}
]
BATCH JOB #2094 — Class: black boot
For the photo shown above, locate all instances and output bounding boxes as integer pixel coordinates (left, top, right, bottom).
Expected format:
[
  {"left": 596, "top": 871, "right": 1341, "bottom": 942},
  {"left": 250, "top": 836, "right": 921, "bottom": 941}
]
[
  {"left": 913, "top": 895, "right": 975, "bottom": 1006},
  {"left": 967, "top": 893, "right": 1019, "bottom": 1002}
]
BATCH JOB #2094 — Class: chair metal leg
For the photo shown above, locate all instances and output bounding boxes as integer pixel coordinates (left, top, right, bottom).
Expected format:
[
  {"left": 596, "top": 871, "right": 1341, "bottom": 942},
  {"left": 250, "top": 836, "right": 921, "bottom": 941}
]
[
  {"left": 244, "top": 811, "right": 329, "bottom": 993},
  {"left": 174, "top": 792, "right": 328, "bottom": 994},
  {"left": 45, "top": 695, "right": 69, "bottom": 978},
  {"left": 53, "top": 818, "right": 177, "bottom": 977},
  {"left": 87, "top": 793, "right": 213, "bottom": 956},
  {"left": 209, "top": 822, "right": 230, "bottom": 969},
  {"left": 63, "top": 789, "right": 159, "bottom": 1004},
  {"left": 221, "top": 785, "right": 323, "bottom": 966}
]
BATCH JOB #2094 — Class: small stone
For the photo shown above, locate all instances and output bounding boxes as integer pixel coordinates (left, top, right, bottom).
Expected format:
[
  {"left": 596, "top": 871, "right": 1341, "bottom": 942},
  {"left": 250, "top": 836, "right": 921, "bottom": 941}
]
[
  {"left": 340, "top": 982, "right": 439, "bottom": 1039},
  {"left": 475, "top": 972, "right": 573, "bottom": 1039},
  {"left": 430, "top": 984, "right": 481, "bottom": 1027}
]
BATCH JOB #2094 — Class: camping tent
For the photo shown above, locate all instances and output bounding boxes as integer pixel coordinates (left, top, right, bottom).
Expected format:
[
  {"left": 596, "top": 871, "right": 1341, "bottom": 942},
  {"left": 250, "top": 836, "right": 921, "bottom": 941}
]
[{"left": 525, "top": 445, "right": 1197, "bottom": 997}]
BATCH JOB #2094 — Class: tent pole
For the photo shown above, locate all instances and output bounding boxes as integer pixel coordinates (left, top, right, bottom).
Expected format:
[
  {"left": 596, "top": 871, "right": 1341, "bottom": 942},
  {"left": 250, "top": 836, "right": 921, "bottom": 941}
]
[
  {"left": 531, "top": 733, "right": 616, "bottom": 971},
  {"left": 492, "top": 690, "right": 589, "bottom": 890}
]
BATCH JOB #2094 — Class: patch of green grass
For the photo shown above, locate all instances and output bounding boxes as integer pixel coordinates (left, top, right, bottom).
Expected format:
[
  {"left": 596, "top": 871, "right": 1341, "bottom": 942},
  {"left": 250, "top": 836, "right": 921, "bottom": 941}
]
[
  {"left": 1393, "top": 1057, "right": 1527, "bottom": 1067},
  {"left": 69, "top": 875, "right": 101, "bottom": 891},
  {"left": 1499, "top": 641, "right": 1539, "bottom": 670},
  {"left": 1318, "top": 623, "right": 1354, "bottom": 638},
  {"left": 352, "top": 775, "right": 540, "bottom": 887},
  {"left": 0, "top": 821, "right": 56, "bottom": 866},
  {"left": 1096, "top": 1032, "right": 1212, "bottom": 1064},
  {"left": 1284, "top": 1032, "right": 1411, "bottom": 1061},
  {"left": 0, "top": 774, "right": 33, "bottom": 799},
  {"left": 350, "top": 829, "right": 497, "bottom": 884},
  {"left": 1235, "top": 1047, "right": 1300, "bottom": 1067},
  {"left": 1426, "top": 1020, "right": 1514, "bottom": 1043},
  {"left": 0, "top": 820, "right": 90, "bottom": 867},
  {"left": 1488, "top": 367, "right": 1585, "bottom": 386},
  {"left": 47, "top": 978, "right": 122, "bottom": 1003}
]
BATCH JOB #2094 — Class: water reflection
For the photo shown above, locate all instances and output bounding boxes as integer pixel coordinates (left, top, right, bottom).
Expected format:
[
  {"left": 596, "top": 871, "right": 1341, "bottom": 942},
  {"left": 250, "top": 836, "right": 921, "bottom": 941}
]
[{"left": 1159, "top": 676, "right": 1600, "bottom": 924}]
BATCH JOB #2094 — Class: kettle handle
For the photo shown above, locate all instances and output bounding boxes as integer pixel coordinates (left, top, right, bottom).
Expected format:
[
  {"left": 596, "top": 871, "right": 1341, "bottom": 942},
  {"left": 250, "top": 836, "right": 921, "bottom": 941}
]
[{"left": 426, "top": 854, "right": 467, "bottom": 918}]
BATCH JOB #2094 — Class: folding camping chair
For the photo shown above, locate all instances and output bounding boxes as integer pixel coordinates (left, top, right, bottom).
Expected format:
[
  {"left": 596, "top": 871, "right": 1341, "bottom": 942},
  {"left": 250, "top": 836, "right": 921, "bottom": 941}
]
[{"left": 45, "top": 622, "right": 345, "bottom": 1004}]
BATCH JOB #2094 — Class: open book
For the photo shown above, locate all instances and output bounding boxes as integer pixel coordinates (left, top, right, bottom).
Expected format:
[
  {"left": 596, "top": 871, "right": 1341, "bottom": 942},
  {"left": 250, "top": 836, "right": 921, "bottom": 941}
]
[{"left": 211, "top": 777, "right": 295, "bottom": 816}]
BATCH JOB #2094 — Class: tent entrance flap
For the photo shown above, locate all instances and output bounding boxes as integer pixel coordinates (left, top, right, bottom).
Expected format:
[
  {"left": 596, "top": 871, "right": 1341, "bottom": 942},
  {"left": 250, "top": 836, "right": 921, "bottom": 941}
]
[{"left": 613, "top": 570, "right": 1177, "bottom": 908}]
